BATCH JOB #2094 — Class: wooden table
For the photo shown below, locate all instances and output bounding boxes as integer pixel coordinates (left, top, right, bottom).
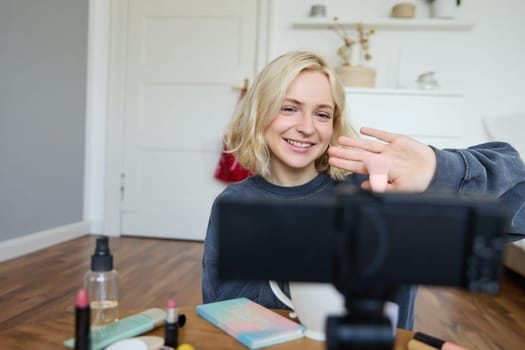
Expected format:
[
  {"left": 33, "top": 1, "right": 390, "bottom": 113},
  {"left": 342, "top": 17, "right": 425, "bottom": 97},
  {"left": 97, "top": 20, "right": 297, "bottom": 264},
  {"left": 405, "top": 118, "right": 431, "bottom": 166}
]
[{"left": 0, "top": 306, "right": 414, "bottom": 349}]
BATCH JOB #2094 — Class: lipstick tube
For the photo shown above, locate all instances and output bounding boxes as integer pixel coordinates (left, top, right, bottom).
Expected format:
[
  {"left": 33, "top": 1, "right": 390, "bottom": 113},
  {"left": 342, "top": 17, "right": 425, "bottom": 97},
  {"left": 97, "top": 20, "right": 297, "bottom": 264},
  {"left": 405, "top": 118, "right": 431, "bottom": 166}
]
[
  {"left": 74, "top": 288, "right": 91, "bottom": 350},
  {"left": 164, "top": 299, "right": 179, "bottom": 348}
]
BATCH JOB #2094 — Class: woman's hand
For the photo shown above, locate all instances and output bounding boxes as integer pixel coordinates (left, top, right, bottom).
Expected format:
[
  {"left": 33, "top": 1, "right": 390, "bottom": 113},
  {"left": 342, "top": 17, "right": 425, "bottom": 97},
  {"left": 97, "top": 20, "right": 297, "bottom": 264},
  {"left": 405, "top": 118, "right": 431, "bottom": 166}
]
[{"left": 328, "top": 127, "right": 437, "bottom": 192}]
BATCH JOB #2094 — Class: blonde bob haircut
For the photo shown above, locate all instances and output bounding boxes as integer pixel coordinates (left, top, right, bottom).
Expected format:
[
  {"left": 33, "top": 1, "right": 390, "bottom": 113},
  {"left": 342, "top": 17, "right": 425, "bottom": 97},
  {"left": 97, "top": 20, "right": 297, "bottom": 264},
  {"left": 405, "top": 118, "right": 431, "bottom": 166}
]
[{"left": 225, "top": 51, "right": 356, "bottom": 181}]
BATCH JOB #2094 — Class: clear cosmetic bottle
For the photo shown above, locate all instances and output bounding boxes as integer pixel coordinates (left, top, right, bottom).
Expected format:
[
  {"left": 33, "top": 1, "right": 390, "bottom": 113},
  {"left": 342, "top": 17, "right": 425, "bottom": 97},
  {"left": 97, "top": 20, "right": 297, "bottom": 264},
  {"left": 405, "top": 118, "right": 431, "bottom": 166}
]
[{"left": 84, "top": 235, "right": 119, "bottom": 327}]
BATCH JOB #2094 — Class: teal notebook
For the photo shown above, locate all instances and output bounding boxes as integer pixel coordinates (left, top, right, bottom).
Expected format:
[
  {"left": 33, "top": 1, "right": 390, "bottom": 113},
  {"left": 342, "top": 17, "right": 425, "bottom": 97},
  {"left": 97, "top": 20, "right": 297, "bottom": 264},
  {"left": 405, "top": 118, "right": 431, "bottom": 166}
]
[{"left": 196, "top": 297, "right": 304, "bottom": 349}]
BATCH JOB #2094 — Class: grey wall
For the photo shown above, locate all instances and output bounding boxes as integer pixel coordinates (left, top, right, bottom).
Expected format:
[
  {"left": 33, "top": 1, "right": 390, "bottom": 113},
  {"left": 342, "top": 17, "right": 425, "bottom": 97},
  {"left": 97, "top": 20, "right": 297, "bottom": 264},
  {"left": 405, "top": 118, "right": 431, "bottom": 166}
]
[{"left": 0, "top": 0, "right": 88, "bottom": 241}]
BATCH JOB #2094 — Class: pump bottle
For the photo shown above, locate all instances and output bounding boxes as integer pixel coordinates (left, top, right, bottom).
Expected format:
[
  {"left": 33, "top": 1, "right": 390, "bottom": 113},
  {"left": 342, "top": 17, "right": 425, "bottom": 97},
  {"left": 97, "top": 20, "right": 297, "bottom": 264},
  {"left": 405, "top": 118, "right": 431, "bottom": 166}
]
[{"left": 84, "top": 235, "right": 119, "bottom": 327}]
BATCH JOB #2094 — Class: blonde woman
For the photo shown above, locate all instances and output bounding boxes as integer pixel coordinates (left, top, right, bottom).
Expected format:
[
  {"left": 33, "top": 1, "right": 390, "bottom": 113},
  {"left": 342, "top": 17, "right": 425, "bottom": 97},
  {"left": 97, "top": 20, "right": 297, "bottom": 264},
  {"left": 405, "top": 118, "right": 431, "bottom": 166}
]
[{"left": 202, "top": 51, "right": 525, "bottom": 330}]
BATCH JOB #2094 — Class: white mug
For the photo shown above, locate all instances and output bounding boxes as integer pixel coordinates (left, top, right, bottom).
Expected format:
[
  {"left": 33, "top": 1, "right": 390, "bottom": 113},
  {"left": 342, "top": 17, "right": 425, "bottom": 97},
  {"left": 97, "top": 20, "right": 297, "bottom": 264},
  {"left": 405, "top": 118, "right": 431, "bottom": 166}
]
[
  {"left": 269, "top": 281, "right": 344, "bottom": 341},
  {"left": 269, "top": 281, "right": 399, "bottom": 341}
]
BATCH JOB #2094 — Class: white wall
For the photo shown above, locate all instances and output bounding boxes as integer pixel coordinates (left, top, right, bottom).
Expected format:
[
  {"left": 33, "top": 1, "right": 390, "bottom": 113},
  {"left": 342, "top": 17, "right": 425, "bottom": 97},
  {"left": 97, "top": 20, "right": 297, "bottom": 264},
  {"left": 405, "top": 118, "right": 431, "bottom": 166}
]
[
  {"left": 81, "top": 0, "right": 525, "bottom": 241},
  {"left": 268, "top": 0, "right": 525, "bottom": 146}
]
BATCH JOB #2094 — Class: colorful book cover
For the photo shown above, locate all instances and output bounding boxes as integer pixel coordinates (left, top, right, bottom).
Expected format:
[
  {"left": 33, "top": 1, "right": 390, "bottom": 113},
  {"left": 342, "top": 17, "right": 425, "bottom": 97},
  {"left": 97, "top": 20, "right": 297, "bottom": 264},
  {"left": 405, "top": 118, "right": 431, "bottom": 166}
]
[{"left": 196, "top": 297, "right": 304, "bottom": 349}]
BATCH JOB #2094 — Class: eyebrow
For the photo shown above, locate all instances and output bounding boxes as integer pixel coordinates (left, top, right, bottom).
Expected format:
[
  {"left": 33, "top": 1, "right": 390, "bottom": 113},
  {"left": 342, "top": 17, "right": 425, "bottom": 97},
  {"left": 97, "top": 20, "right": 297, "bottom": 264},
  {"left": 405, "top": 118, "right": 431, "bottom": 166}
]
[{"left": 283, "top": 98, "right": 334, "bottom": 111}]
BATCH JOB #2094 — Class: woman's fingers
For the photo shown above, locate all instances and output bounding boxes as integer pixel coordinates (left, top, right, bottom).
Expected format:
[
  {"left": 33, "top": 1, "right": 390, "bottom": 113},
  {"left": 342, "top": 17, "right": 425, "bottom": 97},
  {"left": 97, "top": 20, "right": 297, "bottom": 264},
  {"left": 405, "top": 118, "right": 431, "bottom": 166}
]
[
  {"left": 328, "top": 145, "right": 365, "bottom": 161},
  {"left": 330, "top": 127, "right": 437, "bottom": 192},
  {"left": 337, "top": 135, "right": 385, "bottom": 153},
  {"left": 360, "top": 127, "right": 398, "bottom": 143},
  {"left": 329, "top": 133, "right": 391, "bottom": 175},
  {"left": 328, "top": 143, "right": 375, "bottom": 174},
  {"left": 328, "top": 156, "right": 367, "bottom": 174}
]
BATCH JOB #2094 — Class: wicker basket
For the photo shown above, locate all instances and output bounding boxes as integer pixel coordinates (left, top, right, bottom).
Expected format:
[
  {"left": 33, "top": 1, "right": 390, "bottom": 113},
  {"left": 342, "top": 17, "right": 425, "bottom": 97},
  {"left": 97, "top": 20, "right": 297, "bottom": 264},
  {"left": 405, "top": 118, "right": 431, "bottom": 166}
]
[
  {"left": 335, "top": 65, "right": 376, "bottom": 88},
  {"left": 391, "top": 3, "right": 416, "bottom": 18}
]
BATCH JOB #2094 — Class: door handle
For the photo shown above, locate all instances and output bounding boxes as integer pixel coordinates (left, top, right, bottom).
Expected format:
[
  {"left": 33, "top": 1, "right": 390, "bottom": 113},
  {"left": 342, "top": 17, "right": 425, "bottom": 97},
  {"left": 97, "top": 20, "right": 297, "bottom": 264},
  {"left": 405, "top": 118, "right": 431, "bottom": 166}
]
[{"left": 232, "top": 78, "right": 250, "bottom": 92}]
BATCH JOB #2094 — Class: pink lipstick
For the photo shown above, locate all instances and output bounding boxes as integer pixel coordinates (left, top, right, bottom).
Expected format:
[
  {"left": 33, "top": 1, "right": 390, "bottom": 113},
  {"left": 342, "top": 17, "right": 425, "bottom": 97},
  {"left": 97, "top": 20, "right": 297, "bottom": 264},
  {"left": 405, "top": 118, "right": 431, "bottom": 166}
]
[
  {"left": 164, "top": 299, "right": 179, "bottom": 348},
  {"left": 364, "top": 153, "right": 392, "bottom": 192},
  {"left": 74, "top": 288, "right": 91, "bottom": 350}
]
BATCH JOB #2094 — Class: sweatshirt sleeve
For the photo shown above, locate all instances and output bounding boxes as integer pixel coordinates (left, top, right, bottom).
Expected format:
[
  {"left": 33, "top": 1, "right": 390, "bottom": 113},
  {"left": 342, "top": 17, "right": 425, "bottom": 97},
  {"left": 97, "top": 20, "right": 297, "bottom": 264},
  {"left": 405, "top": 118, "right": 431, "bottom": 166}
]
[{"left": 428, "top": 142, "right": 525, "bottom": 233}]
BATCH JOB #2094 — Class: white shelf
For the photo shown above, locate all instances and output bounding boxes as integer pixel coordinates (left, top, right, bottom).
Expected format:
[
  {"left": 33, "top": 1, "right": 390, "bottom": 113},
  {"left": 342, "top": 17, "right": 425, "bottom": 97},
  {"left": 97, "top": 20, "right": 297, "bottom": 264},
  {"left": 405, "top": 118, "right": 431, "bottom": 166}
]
[
  {"left": 344, "top": 87, "right": 464, "bottom": 97},
  {"left": 292, "top": 18, "right": 474, "bottom": 31}
]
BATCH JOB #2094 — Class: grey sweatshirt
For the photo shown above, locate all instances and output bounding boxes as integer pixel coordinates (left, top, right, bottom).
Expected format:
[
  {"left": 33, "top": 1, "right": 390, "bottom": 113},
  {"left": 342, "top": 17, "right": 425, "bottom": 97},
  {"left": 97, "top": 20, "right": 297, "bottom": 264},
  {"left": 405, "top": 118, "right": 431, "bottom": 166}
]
[{"left": 202, "top": 142, "right": 525, "bottom": 329}]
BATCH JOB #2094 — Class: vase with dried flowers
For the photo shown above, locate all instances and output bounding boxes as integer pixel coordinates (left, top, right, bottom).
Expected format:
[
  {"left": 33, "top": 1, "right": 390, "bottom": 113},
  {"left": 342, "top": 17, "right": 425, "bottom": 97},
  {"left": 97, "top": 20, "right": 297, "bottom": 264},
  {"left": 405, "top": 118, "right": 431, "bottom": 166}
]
[{"left": 329, "top": 17, "right": 376, "bottom": 88}]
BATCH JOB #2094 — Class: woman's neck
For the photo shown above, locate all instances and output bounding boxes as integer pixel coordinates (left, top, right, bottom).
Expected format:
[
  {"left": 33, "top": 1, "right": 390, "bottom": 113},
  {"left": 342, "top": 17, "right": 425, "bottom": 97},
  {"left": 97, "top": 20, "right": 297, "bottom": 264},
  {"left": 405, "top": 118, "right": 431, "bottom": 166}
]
[{"left": 265, "top": 167, "right": 319, "bottom": 187}]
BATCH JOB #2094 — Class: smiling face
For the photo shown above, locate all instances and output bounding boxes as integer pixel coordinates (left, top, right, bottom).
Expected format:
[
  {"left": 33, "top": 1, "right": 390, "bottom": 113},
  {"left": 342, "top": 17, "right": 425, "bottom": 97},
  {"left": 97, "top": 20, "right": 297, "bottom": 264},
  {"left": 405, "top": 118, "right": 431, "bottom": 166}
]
[{"left": 264, "top": 70, "right": 334, "bottom": 185}]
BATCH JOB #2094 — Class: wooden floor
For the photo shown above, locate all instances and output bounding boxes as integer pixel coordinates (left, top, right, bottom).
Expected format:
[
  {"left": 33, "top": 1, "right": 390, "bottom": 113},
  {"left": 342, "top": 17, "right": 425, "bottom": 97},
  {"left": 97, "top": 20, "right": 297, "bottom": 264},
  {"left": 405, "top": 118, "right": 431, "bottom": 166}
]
[{"left": 1, "top": 235, "right": 524, "bottom": 349}]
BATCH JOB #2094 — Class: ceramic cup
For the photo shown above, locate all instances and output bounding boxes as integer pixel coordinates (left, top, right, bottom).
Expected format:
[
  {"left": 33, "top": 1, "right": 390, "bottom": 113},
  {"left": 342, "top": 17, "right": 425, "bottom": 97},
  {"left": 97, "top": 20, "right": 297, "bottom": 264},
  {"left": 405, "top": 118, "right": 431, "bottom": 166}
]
[
  {"left": 269, "top": 281, "right": 399, "bottom": 341},
  {"left": 269, "top": 281, "right": 344, "bottom": 341}
]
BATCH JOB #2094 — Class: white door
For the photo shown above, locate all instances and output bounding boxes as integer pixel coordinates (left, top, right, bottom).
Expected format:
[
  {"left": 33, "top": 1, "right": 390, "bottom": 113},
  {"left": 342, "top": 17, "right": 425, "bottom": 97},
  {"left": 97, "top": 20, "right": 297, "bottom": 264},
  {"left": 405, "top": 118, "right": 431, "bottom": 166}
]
[{"left": 121, "top": 0, "right": 259, "bottom": 240}]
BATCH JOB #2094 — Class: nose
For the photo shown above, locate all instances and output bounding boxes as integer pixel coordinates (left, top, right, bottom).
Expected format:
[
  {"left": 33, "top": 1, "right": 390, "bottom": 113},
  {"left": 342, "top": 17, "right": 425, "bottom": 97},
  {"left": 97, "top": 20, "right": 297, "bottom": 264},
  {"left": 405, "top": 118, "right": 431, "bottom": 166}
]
[{"left": 296, "top": 112, "right": 315, "bottom": 135}]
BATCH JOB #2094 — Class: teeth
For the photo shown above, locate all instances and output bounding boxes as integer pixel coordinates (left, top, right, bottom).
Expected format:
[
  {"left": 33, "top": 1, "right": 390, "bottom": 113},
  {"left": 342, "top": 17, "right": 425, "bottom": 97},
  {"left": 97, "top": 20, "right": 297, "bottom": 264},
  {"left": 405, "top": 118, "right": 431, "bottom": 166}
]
[{"left": 286, "top": 139, "right": 313, "bottom": 148}]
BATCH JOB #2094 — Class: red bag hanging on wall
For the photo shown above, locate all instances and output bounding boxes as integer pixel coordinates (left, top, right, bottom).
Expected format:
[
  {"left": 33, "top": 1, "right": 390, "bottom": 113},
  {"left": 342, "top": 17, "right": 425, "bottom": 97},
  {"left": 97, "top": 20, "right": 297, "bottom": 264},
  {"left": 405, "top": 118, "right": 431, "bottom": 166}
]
[
  {"left": 214, "top": 82, "right": 252, "bottom": 183},
  {"left": 214, "top": 142, "right": 252, "bottom": 182}
]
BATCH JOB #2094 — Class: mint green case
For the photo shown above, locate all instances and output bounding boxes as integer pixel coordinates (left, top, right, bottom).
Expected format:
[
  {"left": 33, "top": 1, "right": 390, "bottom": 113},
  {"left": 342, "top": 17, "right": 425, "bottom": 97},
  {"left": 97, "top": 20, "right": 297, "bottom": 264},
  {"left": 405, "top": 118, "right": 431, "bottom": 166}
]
[{"left": 64, "top": 308, "right": 166, "bottom": 350}]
